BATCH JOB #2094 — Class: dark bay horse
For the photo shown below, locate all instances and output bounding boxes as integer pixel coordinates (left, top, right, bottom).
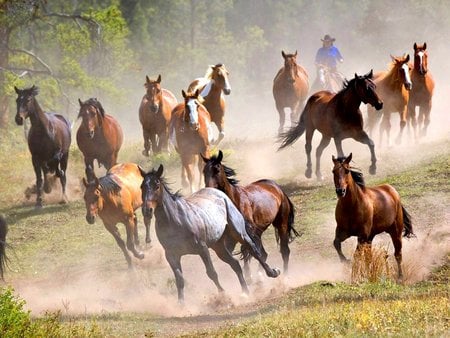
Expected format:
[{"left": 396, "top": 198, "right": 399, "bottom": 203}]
[
  {"left": 278, "top": 71, "right": 383, "bottom": 180},
  {"left": 0, "top": 215, "right": 8, "bottom": 280},
  {"left": 140, "top": 164, "right": 280, "bottom": 303},
  {"left": 408, "top": 43, "right": 435, "bottom": 139},
  {"left": 83, "top": 163, "right": 151, "bottom": 267},
  {"left": 202, "top": 150, "right": 300, "bottom": 276},
  {"left": 366, "top": 54, "right": 412, "bottom": 146},
  {"left": 139, "top": 75, "right": 178, "bottom": 156},
  {"left": 14, "top": 85, "right": 71, "bottom": 208},
  {"left": 77, "top": 98, "right": 123, "bottom": 180},
  {"left": 169, "top": 89, "right": 213, "bottom": 193},
  {"left": 332, "top": 153, "right": 414, "bottom": 280},
  {"left": 273, "top": 50, "right": 309, "bottom": 135},
  {"left": 188, "top": 64, "right": 231, "bottom": 144}
]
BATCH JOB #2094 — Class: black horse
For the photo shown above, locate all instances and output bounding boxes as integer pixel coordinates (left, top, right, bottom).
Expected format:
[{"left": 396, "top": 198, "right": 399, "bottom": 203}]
[{"left": 15, "top": 86, "right": 72, "bottom": 208}]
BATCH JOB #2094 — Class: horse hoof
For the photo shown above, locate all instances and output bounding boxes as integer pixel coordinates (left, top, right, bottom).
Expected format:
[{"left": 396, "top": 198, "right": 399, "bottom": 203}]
[
  {"left": 135, "top": 252, "right": 145, "bottom": 260},
  {"left": 268, "top": 268, "right": 280, "bottom": 278},
  {"left": 142, "top": 150, "right": 149, "bottom": 157},
  {"left": 305, "top": 169, "right": 312, "bottom": 179},
  {"left": 35, "top": 203, "right": 43, "bottom": 209},
  {"left": 369, "top": 166, "right": 376, "bottom": 175}
]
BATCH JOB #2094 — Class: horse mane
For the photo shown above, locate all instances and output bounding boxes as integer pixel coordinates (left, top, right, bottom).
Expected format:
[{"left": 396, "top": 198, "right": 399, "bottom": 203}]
[
  {"left": 79, "top": 98, "right": 105, "bottom": 118},
  {"left": 335, "top": 156, "right": 366, "bottom": 188},
  {"left": 99, "top": 175, "right": 122, "bottom": 194},
  {"left": 208, "top": 153, "right": 239, "bottom": 185},
  {"left": 23, "top": 85, "right": 39, "bottom": 97},
  {"left": 204, "top": 63, "right": 224, "bottom": 79}
]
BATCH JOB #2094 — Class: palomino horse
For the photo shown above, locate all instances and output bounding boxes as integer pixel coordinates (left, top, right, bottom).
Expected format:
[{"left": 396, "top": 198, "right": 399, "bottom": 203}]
[
  {"left": 188, "top": 63, "right": 231, "bottom": 144},
  {"left": 83, "top": 163, "right": 151, "bottom": 267},
  {"left": 139, "top": 75, "right": 178, "bottom": 155},
  {"left": 140, "top": 164, "right": 280, "bottom": 303},
  {"left": 408, "top": 43, "right": 435, "bottom": 139},
  {"left": 14, "top": 86, "right": 71, "bottom": 208},
  {"left": 332, "top": 153, "right": 414, "bottom": 280},
  {"left": 77, "top": 98, "right": 123, "bottom": 181},
  {"left": 169, "top": 89, "right": 213, "bottom": 193},
  {"left": 273, "top": 50, "right": 309, "bottom": 135},
  {"left": 202, "top": 150, "right": 300, "bottom": 277},
  {"left": 311, "top": 64, "right": 344, "bottom": 94},
  {"left": 366, "top": 54, "right": 412, "bottom": 146},
  {"left": 279, "top": 71, "right": 383, "bottom": 180},
  {"left": 0, "top": 215, "right": 8, "bottom": 280}
]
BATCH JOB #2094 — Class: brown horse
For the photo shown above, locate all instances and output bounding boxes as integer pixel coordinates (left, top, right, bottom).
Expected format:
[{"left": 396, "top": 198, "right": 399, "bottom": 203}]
[
  {"left": 202, "top": 150, "right": 300, "bottom": 276},
  {"left": 332, "top": 153, "right": 414, "bottom": 280},
  {"left": 82, "top": 163, "right": 151, "bottom": 267},
  {"left": 77, "top": 98, "right": 123, "bottom": 181},
  {"left": 408, "top": 43, "right": 435, "bottom": 139},
  {"left": 366, "top": 54, "right": 412, "bottom": 146},
  {"left": 188, "top": 64, "right": 230, "bottom": 144},
  {"left": 139, "top": 75, "right": 178, "bottom": 156},
  {"left": 279, "top": 71, "right": 383, "bottom": 180},
  {"left": 169, "top": 89, "right": 213, "bottom": 193},
  {"left": 0, "top": 215, "right": 8, "bottom": 280},
  {"left": 273, "top": 50, "right": 309, "bottom": 135},
  {"left": 14, "top": 85, "right": 71, "bottom": 208}
]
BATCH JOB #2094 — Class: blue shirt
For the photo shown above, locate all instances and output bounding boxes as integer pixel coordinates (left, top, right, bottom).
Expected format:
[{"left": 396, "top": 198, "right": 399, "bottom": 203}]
[{"left": 315, "top": 46, "right": 343, "bottom": 68}]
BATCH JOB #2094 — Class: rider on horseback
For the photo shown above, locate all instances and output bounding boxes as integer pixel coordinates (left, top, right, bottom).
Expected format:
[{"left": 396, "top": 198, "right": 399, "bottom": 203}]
[{"left": 314, "top": 34, "right": 345, "bottom": 92}]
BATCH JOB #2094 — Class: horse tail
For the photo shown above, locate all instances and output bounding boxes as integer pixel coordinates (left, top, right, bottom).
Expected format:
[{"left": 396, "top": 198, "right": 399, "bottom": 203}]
[
  {"left": 278, "top": 104, "right": 306, "bottom": 149},
  {"left": 286, "top": 196, "right": 301, "bottom": 242},
  {"left": 402, "top": 205, "right": 415, "bottom": 238},
  {"left": 0, "top": 215, "right": 9, "bottom": 280}
]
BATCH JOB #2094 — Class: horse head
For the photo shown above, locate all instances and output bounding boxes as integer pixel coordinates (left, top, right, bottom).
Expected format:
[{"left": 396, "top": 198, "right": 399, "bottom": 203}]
[
  {"left": 282, "top": 50, "right": 299, "bottom": 83},
  {"left": 413, "top": 42, "right": 428, "bottom": 75},
  {"left": 391, "top": 54, "right": 412, "bottom": 90},
  {"left": 145, "top": 74, "right": 162, "bottom": 113},
  {"left": 202, "top": 150, "right": 224, "bottom": 188},
  {"left": 182, "top": 89, "right": 203, "bottom": 131},
  {"left": 82, "top": 171, "right": 102, "bottom": 224},
  {"left": 14, "top": 85, "right": 38, "bottom": 125},
  {"left": 332, "top": 153, "right": 353, "bottom": 198},
  {"left": 78, "top": 98, "right": 105, "bottom": 139},
  {"left": 211, "top": 64, "right": 231, "bottom": 95},
  {"left": 140, "top": 164, "right": 164, "bottom": 219},
  {"left": 353, "top": 70, "right": 383, "bottom": 110}
]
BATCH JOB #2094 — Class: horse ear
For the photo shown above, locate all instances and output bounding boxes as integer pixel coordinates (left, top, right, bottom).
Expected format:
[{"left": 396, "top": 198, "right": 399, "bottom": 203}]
[
  {"left": 217, "top": 150, "right": 223, "bottom": 162},
  {"left": 200, "top": 153, "right": 209, "bottom": 163},
  {"left": 194, "top": 89, "right": 200, "bottom": 97},
  {"left": 182, "top": 90, "right": 187, "bottom": 99},
  {"left": 156, "top": 164, "right": 164, "bottom": 177},
  {"left": 423, "top": 42, "right": 427, "bottom": 50},
  {"left": 413, "top": 42, "right": 417, "bottom": 51},
  {"left": 368, "top": 69, "right": 373, "bottom": 78},
  {"left": 405, "top": 54, "right": 410, "bottom": 62},
  {"left": 146, "top": 75, "right": 150, "bottom": 83},
  {"left": 332, "top": 155, "right": 337, "bottom": 164},
  {"left": 345, "top": 153, "right": 353, "bottom": 164},
  {"left": 157, "top": 75, "right": 161, "bottom": 83},
  {"left": 82, "top": 177, "right": 88, "bottom": 187},
  {"left": 281, "top": 50, "right": 286, "bottom": 58},
  {"left": 294, "top": 50, "right": 298, "bottom": 57},
  {"left": 78, "top": 98, "right": 83, "bottom": 106},
  {"left": 138, "top": 165, "right": 146, "bottom": 178},
  {"left": 14, "top": 86, "right": 20, "bottom": 94}
]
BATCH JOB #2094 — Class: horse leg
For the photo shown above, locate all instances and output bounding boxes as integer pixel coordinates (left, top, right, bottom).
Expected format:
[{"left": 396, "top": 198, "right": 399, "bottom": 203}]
[
  {"left": 144, "top": 214, "right": 151, "bottom": 244},
  {"left": 133, "top": 212, "right": 140, "bottom": 246},
  {"left": 276, "top": 104, "right": 286, "bottom": 136},
  {"left": 333, "top": 228, "right": 350, "bottom": 262},
  {"left": 198, "top": 242, "right": 225, "bottom": 294},
  {"left": 159, "top": 129, "right": 169, "bottom": 153},
  {"left": 275, "top": 226, "right": 291, "bottom": 274},
  {"left": 315, "top": 136, "right": 331, "bottom": 181},
  {"left": 149, "top": 132, "right": 158, "bottom": 154},
  {"left": 419, "top": 102, "right": 432, "bottom": 138},
  {"left": 304, "top": 129, "right": 314, "bottom": 178},
  {"left": 104, "top": 222, "right": 132, "bottom": 268},
  {"left": 58, "top": 153, "right": 69, "bottom": 204},
  {"left": 389, "top": 231, "right": 403, "bottom": 281},
  {"left": 32, "top": 157, "right": 43, "bottom": 208},
  {"left": 124, "top": 216, "right": 144, "bottom": 260},
  {"left": 212, "top": 241, "right": 249, "bottom": 295},
  {"left": 354, "top": 131, "right": 377, "bottom": 175},
  {"left": 407, "top": 102, "right": 418, "bottom": 141},
  {"left": 215, "top": 117, "right": 225, "bottom": 145},
  {"left": 142, "top": 129, "right": 150, "bottom": 156},
  {"left": 380, "top": 112, "right": 391, "bottom": 148},
  {"left": 165, "top": 252, "right": 185, "bottom": 304},
  {"left": 395, "top": 106, "right": 408, "bottom": 145}
]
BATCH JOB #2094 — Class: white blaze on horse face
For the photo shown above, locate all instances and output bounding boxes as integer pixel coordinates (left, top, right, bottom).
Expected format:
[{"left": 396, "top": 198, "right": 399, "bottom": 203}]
[
  {"left": 186, "top": 98, "right": 199, "bottom": 130},
  {"left": 401, "top": 63, "right": 412, "bottom": 89},
  {"left": 417, "top": 51, "right": 424, "bottom": 73}
]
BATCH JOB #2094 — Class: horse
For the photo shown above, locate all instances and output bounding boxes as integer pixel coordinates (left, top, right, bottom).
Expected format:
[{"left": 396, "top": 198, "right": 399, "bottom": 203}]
[
  {"left": 82, "top": 163, "right": 151, "bottom": 267},
  {"left": 278, "top": 71, "right": 383, "bottom": 180},
  {"left": 332, "top": 153, "right": 414, "bottom": 280},
  {"left": 408, "top": 43, "right": 435, "bottom": 140},
  {"left": 272, "top": 50, "right": 309, "bottom": 135},
  {"left": 366, "top": 54, "right": 412, "bottom": 146},
  {"left": 188, "top": 63, "right": 231, "bottom": 144},
  {"left": 140, "top": 164, "right": 280, "bottom": 303},
  {"left": 77, "top": 98, "right": 123, "bottom": 181},
  {"left": 169, "top": 89, "right": 213, "bottom": 193},
  {"left": 202, "top": 150, "right": 300, "bottom": 277},
  {"left": 0, "top": 215, "right": 8, "bottom": 280},
  {"left": 14, "top": 85, "right": 71, "bottom": 208},
  {"left": 139, "top": 75, "right": 178, "bottom": 156},
  {"left": 310, "top": 64, "right": 344, "bottom": 94}
]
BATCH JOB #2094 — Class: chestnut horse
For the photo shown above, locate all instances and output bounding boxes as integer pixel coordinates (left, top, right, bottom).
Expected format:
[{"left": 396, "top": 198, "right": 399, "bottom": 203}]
[
  {"left": 408, "top": 43, "right": 435, "bottom": 139},
  {"left": 140, "top": 164, "right": 280, "bottom": 303},
  {"left": 188, "top": 64, "right": 230, "bottom": 144},
  {"left": 273, "top": 50, "right": 309, "bottom": 135},
  {"left": 77, "top": 98, "right": 123, "bottom": 181},
  {"left": 82, "top": 163, "right": 151, "bottom": 267},
  {"left": 139, "top": 75, "right": 178, "bottom": 156},
  {"left": 14, "top": 86, "right": 71, "bottom": 208},
  {"left": 0, "top": 215, "right": 8, "bottom": 280},
  {"left": 332, "top": 153, "right": 414, "bottom": 280},
  {"left": 366, "top": 54, "right": 412, "bottom": 146},
  {"left": 202, "top": 150, "right": 300, "bottom": 276},
  {"left": 169, "top": 89, "right": 213, "bottom": 193},
  {"left": 279, "top": 71, "right": 383, "bottom": 180}
]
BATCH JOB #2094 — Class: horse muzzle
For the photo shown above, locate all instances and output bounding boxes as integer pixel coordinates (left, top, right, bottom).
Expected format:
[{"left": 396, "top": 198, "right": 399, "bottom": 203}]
[
  {"left": 223, "top": 88, "right": 231, "bottom": 95},
  {"left": 405, "top": 83, "right": 412, "bottom": 91},
  {"left": 86, "top": 214, "right": 96, "bottom": 224},
  {"left": 142, "top": 206, "right": 153, "bottom": 219},
  {"left": 150, "top": 104, "right": 159, "bottom": 113},
  {"left": 15, "top": 115, "right": 24, "bottom": 126},
  {"left": 189, "top": 122, "right": 200, "bottom": 131},
  {"left": 335, "top": 188, "right": 346, "bottom": 197},
  {"left": 374, "top": 101, "right": 383, "bottom": 111}
]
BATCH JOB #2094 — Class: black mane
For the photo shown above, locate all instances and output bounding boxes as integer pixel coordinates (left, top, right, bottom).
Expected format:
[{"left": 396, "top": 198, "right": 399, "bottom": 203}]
[
  {"left": 79, "top": 98, "right": 105, "bottom": 118},
  {"left": 99, "top": 175, "right": 122, "bottom": 194},
  {"left": 335, "top": 156, "right": 365, "bottom": 188}
]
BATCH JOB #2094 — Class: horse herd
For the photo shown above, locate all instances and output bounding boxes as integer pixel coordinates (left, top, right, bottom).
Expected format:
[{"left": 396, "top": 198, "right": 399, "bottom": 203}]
[{"left": 0, "top": 42, "right": 429, "bottom": 303}]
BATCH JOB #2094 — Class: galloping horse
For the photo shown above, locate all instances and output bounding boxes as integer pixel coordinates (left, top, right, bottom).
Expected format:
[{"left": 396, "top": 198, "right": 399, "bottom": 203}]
[
  {"left": 139, "top": 75, "right": 178, "bottom": 155},
  {"left": 140, "top": 164, "right": 280, "bottom": 303},
  {"left": 332, "top": 153, "right": 414, "bottom": 280},
  {"left": 0, "top": 215, "right": 8, "bottom": 280},
  {"left": 311, "top": 64, "right": 344, "bottom": 94},
  {"left": 83, "top": 163, "right": 151, "bottom": 267},
  {"left": 408, "top": 43, "right": 435, "bottom": 139},
  {"left": 14, "top": 86, "right": 71, "bottom": 208},
  {"left": 77, "top": 98, "right": 123, "bottom": 181},
  {"left": 366, "top": 54, "right": 412, "bottom": 146},
  {"left": 202, "top": 150, "right": 300, "bottom": 276},
  {"left": 273, "top": 50, "right": 309, "bottom": 135},
  {"left": 169, "top": 89, "right": 213, "bottom": 193},
  {"left": 188, "top": 63, "right": 231, "bottom": 144},
  {"left": 278, "top": 71, "right": 383, "bottom": 180}
]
